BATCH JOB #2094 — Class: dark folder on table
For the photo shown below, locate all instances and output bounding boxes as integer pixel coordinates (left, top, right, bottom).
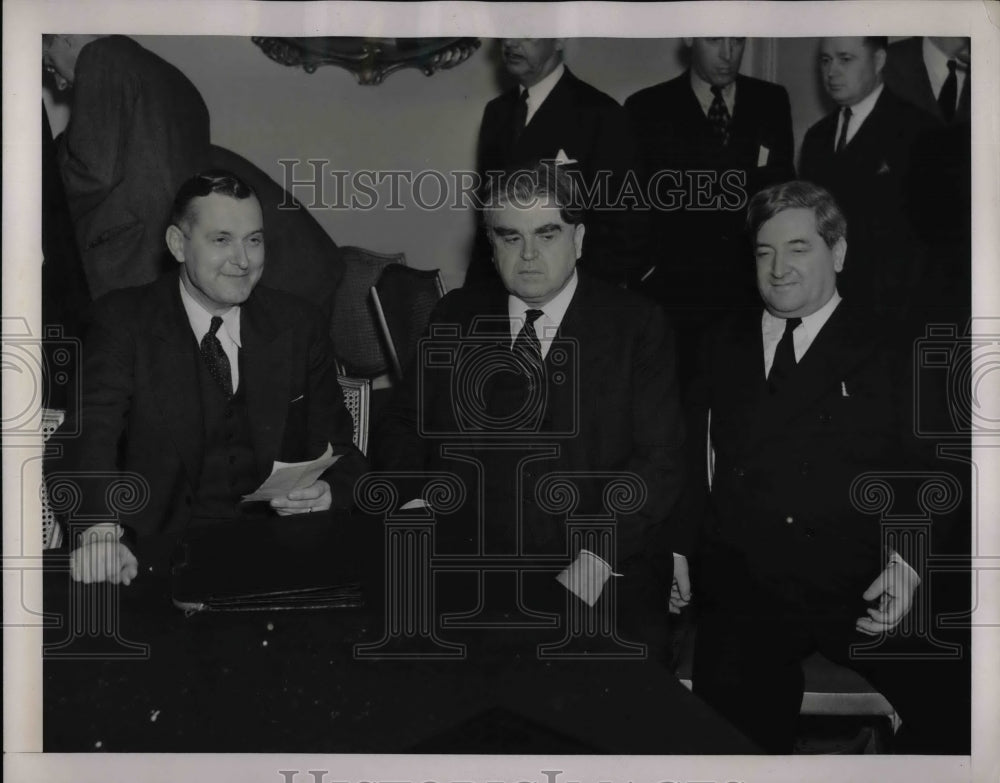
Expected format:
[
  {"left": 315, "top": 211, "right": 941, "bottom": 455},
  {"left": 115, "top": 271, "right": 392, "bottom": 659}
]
[{"left": 171, "top": 512, "right": 364, "bottom": 613}]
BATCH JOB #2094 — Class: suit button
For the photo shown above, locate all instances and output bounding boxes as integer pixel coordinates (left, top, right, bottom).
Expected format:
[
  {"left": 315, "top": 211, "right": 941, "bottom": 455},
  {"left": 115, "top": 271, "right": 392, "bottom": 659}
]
[
  {"left": 819, "top": 413, "right": 832, "bottom": 424},
  {"left": 734, "top": 467, "right": 745, "bottom": 477},
  {"left": 785, "top": 515, "right": 794, "bottom": 525},
  {"left": 226, "top": 409, "right": 234, "bottom": 419},
  {"left": 805, "top": 528, "right": 815, "bottom": 538}
]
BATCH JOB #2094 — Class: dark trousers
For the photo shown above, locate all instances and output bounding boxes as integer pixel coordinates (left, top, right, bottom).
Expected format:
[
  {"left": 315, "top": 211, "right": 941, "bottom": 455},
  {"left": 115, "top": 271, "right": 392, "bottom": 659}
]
[{"left": 691, "top": 544, "right": 970, "bottom": 754}]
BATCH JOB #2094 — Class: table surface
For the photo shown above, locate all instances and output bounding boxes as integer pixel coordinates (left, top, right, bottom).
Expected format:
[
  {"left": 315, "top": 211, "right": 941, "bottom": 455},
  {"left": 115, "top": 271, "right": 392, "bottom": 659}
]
[{"left": 42, "top": 514, "right": 757, "bottom": 754}]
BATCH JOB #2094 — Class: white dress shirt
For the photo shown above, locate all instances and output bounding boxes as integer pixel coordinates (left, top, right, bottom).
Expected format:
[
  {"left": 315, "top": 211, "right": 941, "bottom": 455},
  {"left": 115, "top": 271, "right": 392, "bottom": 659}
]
[
  {"left": 761, "top": 291, "right": 842, "bottom": 378},
  {"left": 507, "top": 269, "right": 578, "bottom": 356},
  {"left": 923, "top": 37, "right": 968, "bottom": 109},
  {"left": 834, "top": 82, "right": 884, "bottom": 149},
  {"left": 522, "top": 62, "right": 565, "bottom": 126},
  {"left": 179, "top": 278, "right": 242, "bottom": 391},
  {"left": 690, "top": 70, "right": 737, "bottom": 117}
]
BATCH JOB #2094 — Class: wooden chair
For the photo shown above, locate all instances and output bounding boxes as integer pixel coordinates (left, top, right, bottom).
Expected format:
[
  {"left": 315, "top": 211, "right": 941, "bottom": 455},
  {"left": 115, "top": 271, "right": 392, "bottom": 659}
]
[
  {"left": 41, "top": 408, "right": 66, "bottom": 549},
  {"left": 330, "top": 246, "right": 405, "bottom": 380},
  {"left": 370, "top": 264, "right": 446, "bottom": 382},
  {"left": 336, "top": 374, "right": 371, "bottom": 456}
]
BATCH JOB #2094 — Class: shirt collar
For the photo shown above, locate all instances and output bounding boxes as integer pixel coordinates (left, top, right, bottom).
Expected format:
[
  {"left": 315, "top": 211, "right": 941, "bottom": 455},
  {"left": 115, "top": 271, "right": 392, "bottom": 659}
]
[
  {"left": 843, "top": 81, "right": 883, "bottom": 126},
  {"left": 762, "top": 289, "right": 842, "bottom": 340},
  {"left": 922, "top": 37, "right": 967, "bottom": 96},
  {"left": 522, "top": 62, "right": 565, "bottom": 120},
  {"left": 507, "top": 268, "right": 578, "bottom": 341},
  {"left": 178, "top": 277, "right": 242, "bottom": 347},
  {"left": 690, "top": 69, "right": 736, "bottom": 115}
]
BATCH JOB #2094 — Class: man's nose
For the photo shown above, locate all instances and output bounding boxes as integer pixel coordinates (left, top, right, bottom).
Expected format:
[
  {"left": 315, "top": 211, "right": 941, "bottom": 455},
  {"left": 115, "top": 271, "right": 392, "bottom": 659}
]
[
  {"left": 721, "top": 39, "right": 734, "bottom": 61},
  {"left": 771, "top": 252, "right": 788, "bottom": 277},
  {"left": 232, "top": 243, "right": 252, "bottom": 269},
  {"left": 521, "top": 237, "right": 538, "bottom": 260}
]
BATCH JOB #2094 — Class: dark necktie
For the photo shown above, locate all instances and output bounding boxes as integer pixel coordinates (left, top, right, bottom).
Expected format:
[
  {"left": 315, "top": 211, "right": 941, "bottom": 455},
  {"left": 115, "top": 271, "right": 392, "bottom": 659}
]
[
  {"left": 938, "top": 59, "right": 959, "bottom": 123},
  {"left": 512, "top": 308, "right": 544, "bottom": 384},
  {"left": 707, "top": 85, "right": 732, "bottom": 146},
  {"left": 836, "top": 106, "right": 853, "bottom": 153},
  {"left": 201, "top": 316, "right": 233, "bottom": 397},
  {"left": 512, "top": 88, "right": 529, "bottom": 143},
  {"left": 767, "top": 316, "right": 802, "bottom": 392}
]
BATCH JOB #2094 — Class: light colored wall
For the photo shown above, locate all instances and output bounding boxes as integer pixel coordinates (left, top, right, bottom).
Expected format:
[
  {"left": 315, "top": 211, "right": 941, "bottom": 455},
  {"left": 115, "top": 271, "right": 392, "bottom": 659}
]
[{"left": 45, "top": 36, "right": 836, "bottom": 288}]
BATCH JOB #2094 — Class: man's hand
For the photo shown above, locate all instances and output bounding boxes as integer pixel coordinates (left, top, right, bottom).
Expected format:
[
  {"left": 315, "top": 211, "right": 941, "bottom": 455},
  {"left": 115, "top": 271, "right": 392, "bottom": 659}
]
[
  {"left": 69, "top": 524, "right": 138, "bottom": 585},
  {"left": 669, "top": 552, "right": 692, "bottom": 614},
  {"left": 856, "top": 560, "right": 920, "bottom": 636},
  {"left": 270, "top": 479, "right": 332, "bottom": 516}
]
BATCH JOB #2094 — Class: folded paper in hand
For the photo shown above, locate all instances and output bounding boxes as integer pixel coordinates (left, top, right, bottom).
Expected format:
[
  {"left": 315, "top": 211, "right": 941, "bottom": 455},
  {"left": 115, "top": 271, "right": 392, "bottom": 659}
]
[
  {"left": 556, "top": 548, "right": 621, "bottom": 607},
  {"left": 241, "top": 443, "right": 340, "bottom": 502}
]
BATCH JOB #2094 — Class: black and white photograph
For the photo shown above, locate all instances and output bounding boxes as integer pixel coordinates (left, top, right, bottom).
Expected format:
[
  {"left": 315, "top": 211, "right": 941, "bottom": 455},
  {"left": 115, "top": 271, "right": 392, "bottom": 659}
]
[{"left": 4, "top": 1, "right": 999, "bottom": 782}]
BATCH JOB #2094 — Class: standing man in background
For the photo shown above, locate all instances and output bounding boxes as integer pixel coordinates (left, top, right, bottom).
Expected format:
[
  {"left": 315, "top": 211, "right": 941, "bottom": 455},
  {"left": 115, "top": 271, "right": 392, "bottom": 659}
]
[
  {"left": 626, "top": 37, "right": 794, "bottom": 388},
  {"left": 43, "top": 34, "right": 211, "bottom": 299},
  {"left": 882, "top": 36, "right": 970, "bottom": 126},
  {"left": 468, "top": 38, "right": 643, "bottom": 286},
  {"left": 798, "top": 37, "right": 936, "bottom": 319}
]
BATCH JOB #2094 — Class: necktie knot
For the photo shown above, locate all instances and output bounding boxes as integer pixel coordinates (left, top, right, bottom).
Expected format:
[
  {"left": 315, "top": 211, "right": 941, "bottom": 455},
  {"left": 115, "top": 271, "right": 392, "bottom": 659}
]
[
  {"left": 842, "top": 106, "right": 853, "bottom": 121},
  {"left": 207, "top": 316, "right": 223, "bottom": 338},
  {"left": 946, "top": 59, "right": 957, "bottom": 75},
  {"left": 524, "top": 308, "right": 543, "bottom": 327},
  {"left": 710, "top": 84, "right": 724, "bottom": 99},
  {"left": 783, "top": 316, "right": 802, "bottom": 336},
  {"left": 768, "top": 316, "right": 802, "bottom": 392}
]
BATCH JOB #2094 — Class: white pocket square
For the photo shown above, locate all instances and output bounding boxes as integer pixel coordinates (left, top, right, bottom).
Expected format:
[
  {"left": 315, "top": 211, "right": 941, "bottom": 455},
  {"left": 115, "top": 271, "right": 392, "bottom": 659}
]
[
  {"left": 553, "top": 148, "right": 578, "bottom": 166},
  {"left": 290, "top": 394, "right": 305, "bottom": 403}
]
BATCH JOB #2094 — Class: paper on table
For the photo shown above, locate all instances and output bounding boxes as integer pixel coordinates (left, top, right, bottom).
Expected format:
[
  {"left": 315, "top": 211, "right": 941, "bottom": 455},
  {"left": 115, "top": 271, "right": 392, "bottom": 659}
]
[{"left": 241, "top": 443, "right": 341, "bottom": 502}]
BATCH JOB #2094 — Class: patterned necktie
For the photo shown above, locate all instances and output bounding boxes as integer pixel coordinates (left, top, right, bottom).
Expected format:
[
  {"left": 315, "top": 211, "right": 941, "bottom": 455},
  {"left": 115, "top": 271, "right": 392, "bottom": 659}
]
[
  {"left": 512, "top": 309, "right": 544, "bottom": 383},
  {"left": 201, "top": 316, "right": 233, "bottom": 397},
  {"left": 836, "top": 106, "right": 853, "bottom": 153},
  {"left": 513, "top": 88, "right": 529, "bottom": 143},
  {"left": 767, "top": 316, "right": 802, "bottom": 392},
  {"left": 938, "top": 60, "right": 959, "bottom": 123},
  {"left": 708, "top": 85, "right": 732, "bottom": 146}
]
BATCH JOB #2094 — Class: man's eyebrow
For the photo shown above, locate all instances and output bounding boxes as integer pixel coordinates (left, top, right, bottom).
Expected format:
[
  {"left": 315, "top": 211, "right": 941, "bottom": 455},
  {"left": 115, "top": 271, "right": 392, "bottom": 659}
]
[
  {"left": 491, "top": 225, "right": 520, "bottom": 235},
  {"left": 534, "top": 223, "right": 563, "bottom": 234}
]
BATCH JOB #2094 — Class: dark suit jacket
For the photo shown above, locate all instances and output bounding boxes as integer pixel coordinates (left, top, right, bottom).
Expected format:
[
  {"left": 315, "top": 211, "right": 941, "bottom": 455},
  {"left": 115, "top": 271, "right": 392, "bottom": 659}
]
[
  {"left": 883, "top": 37, "right": 970, "bottom": 126},
  {"left": 625, "top": 73, "right": 795, "bottom": 304},
  {"left": 373, "top": 271, "right": 684, "bottom": 572},
  {"left": 470, "top": 68, "right": 643, "bottom": 285},
  {"left": 799, "top": 87, "right": 937, "bottom": 313},
  {"left": 50, "top": 272, "right": 367, "bottom": 538},
  {"left": 678, "top": 302, "right": 922, "bottom": 602},
  {"left": 58, "top": 36, "right": 211, "bottom": 300}
]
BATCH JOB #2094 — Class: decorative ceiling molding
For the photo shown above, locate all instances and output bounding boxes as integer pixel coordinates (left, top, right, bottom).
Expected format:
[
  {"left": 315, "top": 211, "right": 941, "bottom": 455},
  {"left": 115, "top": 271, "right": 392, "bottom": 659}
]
[{"left": 252, "top": 37, "right": 482, "bottom": 86}]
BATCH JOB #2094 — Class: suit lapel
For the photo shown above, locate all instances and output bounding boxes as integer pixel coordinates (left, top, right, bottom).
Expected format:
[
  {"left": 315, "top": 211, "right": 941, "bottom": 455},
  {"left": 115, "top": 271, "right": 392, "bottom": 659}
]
[
  {"left": 149, "top": 276, "right": 204, "bottom": 486},
  {"left": 751, "top": 303, "right": 872, "bottom": 439},
  {"left": 240, "top": 292, "right": 294, "bottom": 479}
]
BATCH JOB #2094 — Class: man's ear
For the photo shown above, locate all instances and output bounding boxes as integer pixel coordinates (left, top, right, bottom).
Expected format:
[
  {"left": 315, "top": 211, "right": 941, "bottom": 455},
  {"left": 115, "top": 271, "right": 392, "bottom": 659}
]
[
  {"left": 874, "top": 47, "right": 887, "bottom": 76},
  {"left": 573, "top": 223, "right": 586, "bottom": 259},
  {"left": 165, "top": 224, "right": 186, "bottom": 264},
  {"left": 832, "top": 237, "right": 847, "bottom": 273}
]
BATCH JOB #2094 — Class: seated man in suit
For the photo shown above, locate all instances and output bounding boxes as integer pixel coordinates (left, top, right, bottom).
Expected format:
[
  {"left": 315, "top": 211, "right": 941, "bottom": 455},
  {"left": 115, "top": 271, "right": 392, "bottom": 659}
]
[
  {"left": 626, "top": 37, "right": 795, "bottom": 389},
  {"left": 799, "top": 37, "right": 937, "bottom": 317},
  {"left": 676, "top": 180, "right": 968, "bottom": 753},
  {"left": 54, "top": 170, "right": 367, "bottom": 585},
  {"left": 375, "top": 162, "right": 684, "bottom": 648},
  {"left": 467, "top": 38, "right": 643, "bottom": 286}
]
